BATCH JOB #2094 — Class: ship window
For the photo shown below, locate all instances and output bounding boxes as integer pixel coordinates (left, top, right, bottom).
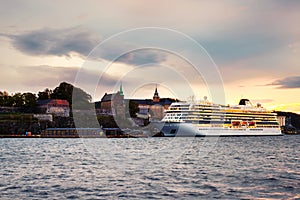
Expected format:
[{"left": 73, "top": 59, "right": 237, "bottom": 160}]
[{"left": 170, "top": 129, "right": 176, "bottom": 134}]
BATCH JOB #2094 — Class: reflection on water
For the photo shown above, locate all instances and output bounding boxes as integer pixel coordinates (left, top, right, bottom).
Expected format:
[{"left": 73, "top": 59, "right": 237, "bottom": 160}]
[{"left": 0, "top": 136, "right": 299, "bottom": 199}]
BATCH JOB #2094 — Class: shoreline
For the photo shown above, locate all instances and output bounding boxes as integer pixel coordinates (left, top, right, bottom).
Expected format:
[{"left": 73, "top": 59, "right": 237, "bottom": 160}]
[
  {"left": 0, "top": 133, "right": 155, "bottom": 138},
  {"left": 1, "top": 133, "right": 299, "bottom": 138}
]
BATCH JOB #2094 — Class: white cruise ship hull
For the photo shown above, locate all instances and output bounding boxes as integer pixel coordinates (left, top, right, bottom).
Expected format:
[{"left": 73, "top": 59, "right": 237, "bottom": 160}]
[{"left": 155, "top": 122, "right": 282, "bottom": 137}]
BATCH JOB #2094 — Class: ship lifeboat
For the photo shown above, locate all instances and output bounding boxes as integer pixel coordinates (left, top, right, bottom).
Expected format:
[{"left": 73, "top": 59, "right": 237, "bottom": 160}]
[
  {"left": 232, "top": 121, "right": 241, "bottom": 126},
  {"left": 248, "top": 121, "right": 255, "bottom": 126},
  {"left": 241, "top": 121, "right": 248, "bottom": 125}
]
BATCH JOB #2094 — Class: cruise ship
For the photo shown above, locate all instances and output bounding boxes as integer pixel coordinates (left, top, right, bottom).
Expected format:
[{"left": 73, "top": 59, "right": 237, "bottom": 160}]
[{"left": 155, "top": 98, "right": 282, "bottom": 136}]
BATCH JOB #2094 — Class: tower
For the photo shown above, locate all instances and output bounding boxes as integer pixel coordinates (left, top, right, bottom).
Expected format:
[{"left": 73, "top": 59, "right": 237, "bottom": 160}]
[
  {"left": 119, "top": 82, "right": 124, "bottom": 96},
  {"left": 153, "top": 85, "right": 160, "bottom": 103}
]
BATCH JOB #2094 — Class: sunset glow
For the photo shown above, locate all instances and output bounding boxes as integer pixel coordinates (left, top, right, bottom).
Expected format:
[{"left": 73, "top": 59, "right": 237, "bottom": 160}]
[{"left": 0, "top": 1, "right": 299, "bottom": 113}]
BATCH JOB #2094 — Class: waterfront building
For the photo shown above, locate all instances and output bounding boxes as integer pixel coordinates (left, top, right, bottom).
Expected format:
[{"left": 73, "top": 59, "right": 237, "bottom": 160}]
[
  {"left": 96, "top": 85, "right": 177, "bottom": 122},
  {"left": 37, "top": 99, "right": 70, "bottom": 117},
  {"left": 98, "top": 84, "right": 125, "bottom": 116},
  {"left": 277, "top": 115, "right": 286, "bottom": 127},
  {"left": 130, "top": 86, "right": 177, "bottom": 120}
]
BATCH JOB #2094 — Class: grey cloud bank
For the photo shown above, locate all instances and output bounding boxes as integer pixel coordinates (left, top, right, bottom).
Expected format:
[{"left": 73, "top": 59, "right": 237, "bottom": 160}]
[
  {"left": 272, "top": 76, "right": 300, "bottom": 89},
  {"left": 9, "top": 27, "right": 101, "bottom": 57}
]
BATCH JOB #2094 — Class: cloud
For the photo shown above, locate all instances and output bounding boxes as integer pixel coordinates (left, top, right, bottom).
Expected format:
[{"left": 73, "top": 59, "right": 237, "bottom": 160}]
[
  {"left": 271, "top": 76, "right": 300, "bottom": 88},
  {"left": 100, "top": 48, "right": 167, "bottom": 66},
  {"left": 5, "top": 26, "right": 167, "bottom": 66},
  {"left": 200, "top": 31, "right": 284, "bottom": 65},
  {"left": 0, "top": 65, "right": 119, "bottom": 93},
  {"left": 7, "top": 26, "right": 101, "bottom": 57}
]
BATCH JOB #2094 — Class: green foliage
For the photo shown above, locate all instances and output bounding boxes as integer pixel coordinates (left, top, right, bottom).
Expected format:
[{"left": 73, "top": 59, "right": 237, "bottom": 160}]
[
  {"left": 97, "top": 115, "right": 118, "bottom": 128},
  {"left": 0, "top": 113, "right": 39, "bottom": 134},
  {"left": 37, "top": 88, "right": 52, "bottom": 100},
  {"left": 0, "top": 91, "right": 3, "bottom": 105},
  {"left": 22, "top": 92, "right": 37, "bottom": 112},
  {"left": 0, "top": 91, "right": 36, "bottom": 111},
  {"left": 1, "top": 82, "right": 93, "bottom": 111},
  {"left": 12, "top": 93, "right": 23, "bottom": 107},
  {"left": 0, "top": 91, "right": 13, "bottom": 107},
  {"left": 0, "top": 113, "right": 33, "bottom": 120},
  {"left": 128, "top": 100, "right": 139, "bottom": 118},
  {"left": 50, "top": 82, "right": 92, "bottom": 109}
]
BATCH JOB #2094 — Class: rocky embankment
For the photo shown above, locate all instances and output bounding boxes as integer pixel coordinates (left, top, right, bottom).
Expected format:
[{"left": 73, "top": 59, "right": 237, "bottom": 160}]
[
  {"left": 0, "top": 114, "right": 75, "bottom": 135},
  {"left": 0, "top": 113, "right": 127, "bottom": 136}
]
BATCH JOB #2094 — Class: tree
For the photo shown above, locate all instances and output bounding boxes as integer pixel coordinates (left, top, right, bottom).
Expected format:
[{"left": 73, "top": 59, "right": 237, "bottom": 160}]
[
  {"left": 128, "top": 100, "right": 139, "bottom": 118},
  {"left": 1, "top": 91, "right": 13, "bottom": 107},
  {"left": 22, "top": 92, "right": 37, "bottom": 112},
  {"left": 0, "top": 91, "right": 3, "bottom": 106},
  {"left": 12, "top": 93, "right": 23, "bottom": 107},
  {"left": 38, "top": 88, "right": 52, "bottom": 100},
  {"left": 50, "top": 82, "right": 92, "bottom": 109}
]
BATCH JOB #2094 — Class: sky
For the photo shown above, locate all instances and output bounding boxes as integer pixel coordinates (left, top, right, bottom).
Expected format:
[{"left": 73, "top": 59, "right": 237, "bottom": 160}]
[{"left": 0, "top": 0, "right": 300, "bottom": 113}]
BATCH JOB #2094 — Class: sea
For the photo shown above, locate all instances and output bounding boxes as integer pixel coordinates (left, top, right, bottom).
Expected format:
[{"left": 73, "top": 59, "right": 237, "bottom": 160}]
[{"left": 0, "top": 135, "right": 299, "bottom": 199}]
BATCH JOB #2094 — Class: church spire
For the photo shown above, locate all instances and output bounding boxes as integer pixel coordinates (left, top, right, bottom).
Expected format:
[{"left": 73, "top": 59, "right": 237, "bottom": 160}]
[
  {"left": 153, "top": 84, "right": 160, "bottom": 102},
  {"left": 119, "top": 82, "right": 124, "bottom": 96}
]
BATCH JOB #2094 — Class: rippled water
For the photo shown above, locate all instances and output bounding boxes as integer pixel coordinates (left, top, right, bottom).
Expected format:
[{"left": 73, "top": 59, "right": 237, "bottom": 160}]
[{"left": 1, "top": 135, "right": 299, "bottom": 199}]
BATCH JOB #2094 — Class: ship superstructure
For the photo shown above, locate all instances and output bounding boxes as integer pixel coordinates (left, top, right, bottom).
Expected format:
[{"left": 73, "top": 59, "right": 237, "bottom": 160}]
[{"left": 158, "top": 98, "right": 282, "bottom": 136}]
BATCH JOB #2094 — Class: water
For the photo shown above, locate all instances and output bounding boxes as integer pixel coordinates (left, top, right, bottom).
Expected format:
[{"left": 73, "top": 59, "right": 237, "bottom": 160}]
[{"left": 0, "top": 136, "right": 299, "bottom": 199}]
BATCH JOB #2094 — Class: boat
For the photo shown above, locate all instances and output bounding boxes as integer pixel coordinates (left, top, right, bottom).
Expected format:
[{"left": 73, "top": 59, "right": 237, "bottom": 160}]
[{"left": 153, "top": 98, "right": 282, "bottom": 136}]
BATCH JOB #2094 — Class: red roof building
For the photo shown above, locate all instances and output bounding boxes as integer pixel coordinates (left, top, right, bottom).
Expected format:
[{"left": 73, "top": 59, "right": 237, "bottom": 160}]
[{"left": 37, "top": 99, "right": 70, "bottom": 117}]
